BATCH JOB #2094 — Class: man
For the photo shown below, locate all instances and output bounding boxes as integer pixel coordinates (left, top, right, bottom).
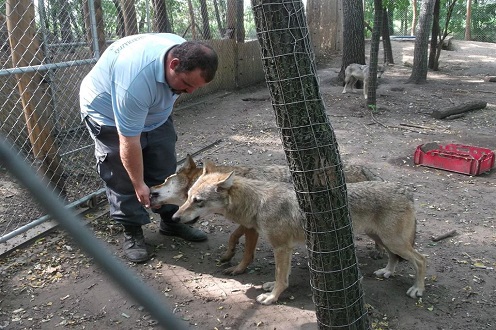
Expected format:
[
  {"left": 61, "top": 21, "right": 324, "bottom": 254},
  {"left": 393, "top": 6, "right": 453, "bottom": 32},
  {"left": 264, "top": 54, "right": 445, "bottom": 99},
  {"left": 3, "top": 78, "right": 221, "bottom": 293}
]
[{"left": 80, "top": 33, "right": 218, "bottom": 263}]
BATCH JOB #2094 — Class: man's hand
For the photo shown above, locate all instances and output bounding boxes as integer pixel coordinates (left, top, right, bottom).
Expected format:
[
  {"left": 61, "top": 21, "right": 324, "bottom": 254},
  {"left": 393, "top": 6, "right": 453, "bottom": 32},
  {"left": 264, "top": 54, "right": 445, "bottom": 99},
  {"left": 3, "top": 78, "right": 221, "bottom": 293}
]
[{"left": 134, "top": 182, "right": 151, "bottom": 208}]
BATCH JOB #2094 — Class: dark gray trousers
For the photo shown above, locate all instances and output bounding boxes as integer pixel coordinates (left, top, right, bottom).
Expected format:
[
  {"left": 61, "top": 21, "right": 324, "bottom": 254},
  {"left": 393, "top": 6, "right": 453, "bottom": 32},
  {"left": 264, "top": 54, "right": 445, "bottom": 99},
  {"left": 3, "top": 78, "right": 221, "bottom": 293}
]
[{"left": 84, "top": 116, "right": 178, "bottom": 227}]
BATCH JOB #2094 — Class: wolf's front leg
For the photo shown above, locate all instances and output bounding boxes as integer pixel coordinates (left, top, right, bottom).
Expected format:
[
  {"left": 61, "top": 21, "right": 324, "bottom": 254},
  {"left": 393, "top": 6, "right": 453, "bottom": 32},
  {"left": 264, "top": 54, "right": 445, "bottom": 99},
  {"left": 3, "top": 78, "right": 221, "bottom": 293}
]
[
  {"left": 256, "top": 247, "right": 292, "bottom": 305},
  {"left": 223, "top": 227, "right": 259, "bottom": 275}
]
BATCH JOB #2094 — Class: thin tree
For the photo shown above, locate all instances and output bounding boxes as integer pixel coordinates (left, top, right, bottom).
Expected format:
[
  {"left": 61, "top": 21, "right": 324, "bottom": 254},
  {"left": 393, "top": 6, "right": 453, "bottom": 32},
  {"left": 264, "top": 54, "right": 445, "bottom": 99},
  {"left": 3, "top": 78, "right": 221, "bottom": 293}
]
[
  {"left": 406, "top": 0, "right": 436, "bottom": 84},
  {"left": 199, "top": 0, "right": 212, "bottom": 39},
  {"left": 213, "top": 0, "right": 226, "bottom": 37},
  {"left": 382, "top": 7, "right": 394, "bottom": 65},
  {"left": 120, "top": 0, "right": 138, "bottom": 35},
  {"left": 235, "top": 0, "right": 245, "bottom": 42},
  {"left": 367, "top": 0, "right": 383, "bottom": 108},
  {"left": 251, "top": 0, "right": 369, "bottom": 328},
  {"left": 225, "top": 0, "right": 236, "bottom": 39},
  {"left": 152, "top": 0, "right": 171, "bottom": 33},
  {"left": 411, "top": 0, "right": 418, "bottom": 35},
  {"left": 187, "top": 0, "right": 197, "bottom": 39},
  {"left": 56, "top": 0, "right": 74, "bottom": 44},
  {"left": 112, "top": 0, "right": 126, "bottom": 37},
  {"left": 339, "top": 0, "right": 365, "bottom": 84},
  {"left": 428, "top": 0, "right": 441, "bottom": 70},
  {"left": 465, "top": 0, "right": 472, "bottom": 40},
  {"left": 429, "top": 0, "right": 458, "bottom": 71},
  {"left": 83, "top": 0, "right": 107, "bottom": 56}
]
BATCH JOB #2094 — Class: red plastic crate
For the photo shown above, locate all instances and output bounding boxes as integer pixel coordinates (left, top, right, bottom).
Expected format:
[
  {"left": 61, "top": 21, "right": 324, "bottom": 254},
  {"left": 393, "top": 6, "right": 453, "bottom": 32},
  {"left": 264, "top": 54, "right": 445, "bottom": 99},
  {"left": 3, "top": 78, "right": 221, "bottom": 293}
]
[{"left": 414, "top": 143, "right": 495, "bottom": 175}]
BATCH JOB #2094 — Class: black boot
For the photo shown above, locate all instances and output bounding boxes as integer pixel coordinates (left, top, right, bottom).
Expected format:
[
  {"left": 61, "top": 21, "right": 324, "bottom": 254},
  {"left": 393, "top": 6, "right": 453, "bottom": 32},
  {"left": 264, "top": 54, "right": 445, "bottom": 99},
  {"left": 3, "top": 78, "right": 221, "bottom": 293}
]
[
  {"left": 158, "top": 209, "right": 207, "bottom": 242},
  {"left": 123, "top": 225, "right": 149, "bottom": 263}
]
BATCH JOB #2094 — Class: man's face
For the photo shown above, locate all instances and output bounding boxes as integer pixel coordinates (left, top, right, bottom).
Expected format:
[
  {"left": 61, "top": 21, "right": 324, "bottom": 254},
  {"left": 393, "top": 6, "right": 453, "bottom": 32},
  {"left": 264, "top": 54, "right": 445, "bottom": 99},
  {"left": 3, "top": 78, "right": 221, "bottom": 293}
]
[{"left": 166, "top": 58, "right": 208, "bottom": 94}]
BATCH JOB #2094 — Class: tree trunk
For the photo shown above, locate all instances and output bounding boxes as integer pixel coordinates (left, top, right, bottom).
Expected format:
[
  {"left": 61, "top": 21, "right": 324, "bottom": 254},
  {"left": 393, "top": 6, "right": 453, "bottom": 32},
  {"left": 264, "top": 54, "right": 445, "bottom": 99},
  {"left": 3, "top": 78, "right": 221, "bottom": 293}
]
[
  {"left": 406, "top": 0, "right": 436, "bottom": 84},
  {"left": 187, "top": 0, "right": 197, "bottom": 39},
  {"left": 465, "top": 0, "right": 472, "bottom": 40},
  {"left": 120, "top": 0, "right": 138, "bottom": 35},
  {"left": 83, "top": 0, "right": 107, "bottom": 56},
  {"left": 6, "top": 0, "right": 66, "bottom": 194},
  {"left": 367, "top": 0, "right": 383, "bottom": 107},
  {"left": 199, "top": 0, "right": 212, "bottom": 39},
  {"left": 56, "top": 0, "right": 74, "bottom": 44},
  {"left": 152, "top": 0, "right": 171, "bottom": 33},
  {"left": 225, "top": 0, "right": 236, "bottom": 39},
  {"left": 251, "top": 0, "right": 369, "bottom": 328},
  {"left": 213, "top": 0, "right": 225, "bottom": 37},
  {"left": 339, "top": 0, "right": 365, "bottom": 83},
  {"left": 235, "top": 0, "right": 245, "bottom": 42},
  {"left": 411, "top": 0, "right": 418, "bottom": 35},
  {"left": 428, "top": 0, "right": 440, "bottom": 70},
  {"left": 112, "top": 0, "right": 126, "bottom": 37},
  {"left": 382, "top": 8, "right": 394, "bottom": 64}
]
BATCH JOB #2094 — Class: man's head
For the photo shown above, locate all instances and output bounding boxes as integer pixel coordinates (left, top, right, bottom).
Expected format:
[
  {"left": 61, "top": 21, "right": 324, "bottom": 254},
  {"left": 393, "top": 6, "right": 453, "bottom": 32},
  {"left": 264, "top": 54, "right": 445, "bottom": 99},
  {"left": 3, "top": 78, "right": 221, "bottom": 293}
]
[{"left": 166, "top": 41, "right": 218, "bottom": 94}]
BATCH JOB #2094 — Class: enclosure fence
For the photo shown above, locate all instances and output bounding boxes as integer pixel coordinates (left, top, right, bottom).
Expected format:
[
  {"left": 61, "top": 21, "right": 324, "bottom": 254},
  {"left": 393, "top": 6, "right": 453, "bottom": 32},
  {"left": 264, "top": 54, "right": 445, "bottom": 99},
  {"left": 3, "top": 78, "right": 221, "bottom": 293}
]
[{"left": 0, "top": 0, "right": 265, "bottom": 250}]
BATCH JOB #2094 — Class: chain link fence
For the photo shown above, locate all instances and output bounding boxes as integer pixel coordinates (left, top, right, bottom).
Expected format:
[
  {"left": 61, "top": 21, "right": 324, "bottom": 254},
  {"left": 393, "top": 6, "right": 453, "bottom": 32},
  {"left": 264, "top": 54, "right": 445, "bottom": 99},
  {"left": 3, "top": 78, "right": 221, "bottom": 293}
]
[
  {"left": 363, "top": 0, "right": 496, "bottom": 43},
  {"left": 0, "top": 0, "right": 264, "bottom": 250},
  {"left": 2, "top": 0, "right": 494, "bottom": 261}
]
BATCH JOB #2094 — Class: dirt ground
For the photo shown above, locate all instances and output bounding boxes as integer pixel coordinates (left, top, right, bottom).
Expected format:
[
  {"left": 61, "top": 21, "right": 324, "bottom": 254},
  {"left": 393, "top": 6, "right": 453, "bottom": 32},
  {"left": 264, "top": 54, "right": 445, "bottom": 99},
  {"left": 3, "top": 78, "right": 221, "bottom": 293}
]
[{"left": 1, "top": 39, "right": 496, "bottom": 330}]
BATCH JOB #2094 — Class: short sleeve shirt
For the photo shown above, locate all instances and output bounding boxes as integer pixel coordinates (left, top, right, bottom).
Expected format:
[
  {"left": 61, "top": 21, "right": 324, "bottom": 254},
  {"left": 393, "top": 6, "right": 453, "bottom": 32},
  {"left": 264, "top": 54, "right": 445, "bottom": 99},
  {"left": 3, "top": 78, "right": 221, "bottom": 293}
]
[{"left": 79, "top": 33, "right": 186, "bottom": 136}]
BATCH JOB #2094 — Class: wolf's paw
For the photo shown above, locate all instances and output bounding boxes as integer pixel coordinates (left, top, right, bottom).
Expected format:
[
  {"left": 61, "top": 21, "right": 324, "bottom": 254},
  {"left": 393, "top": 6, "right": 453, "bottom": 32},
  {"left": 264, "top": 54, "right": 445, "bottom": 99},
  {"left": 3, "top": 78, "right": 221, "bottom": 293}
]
[
  {"left": 406, "top": 285, "right": 423, "bottom": 298},
  {"left": 256, "top": 293, "right": 277, "bottom": 305},
  {"left": 262, "top": 281, "right": 275, "bottom": 292},
  {"left": 342, "top": 90, "right": 347, "bottom": 94},
  {"left": 374, "top": 268, "right": 393, "bottom": 278},
  {"left": 220, "top": 251, "right": 235, "bottom": 263},
  {"left": 222, "top": 264, "right": 246, "bottom": 276}
]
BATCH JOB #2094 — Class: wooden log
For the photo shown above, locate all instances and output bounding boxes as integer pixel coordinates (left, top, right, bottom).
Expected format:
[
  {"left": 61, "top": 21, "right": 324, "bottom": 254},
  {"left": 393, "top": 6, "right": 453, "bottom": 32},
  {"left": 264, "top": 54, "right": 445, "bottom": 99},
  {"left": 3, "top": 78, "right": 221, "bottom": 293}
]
[
  {"left": 431, "top": 229, "right": 457, "bottom": 242},
  {"left": 484, "top": 76, "right": 496, "bottom": 82},
  {"left": 431, "top": 101, "right": 487, "bottom": 119}
]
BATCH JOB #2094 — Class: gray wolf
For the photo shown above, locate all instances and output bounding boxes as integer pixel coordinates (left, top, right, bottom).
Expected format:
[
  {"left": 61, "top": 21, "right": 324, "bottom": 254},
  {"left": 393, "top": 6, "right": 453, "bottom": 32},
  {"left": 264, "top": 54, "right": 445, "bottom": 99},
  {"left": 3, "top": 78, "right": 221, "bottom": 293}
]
[
  {"left": 172, "top": 160, "right": 426, "bottom": 305},
  {"left": 342, "top": 63, "right": 385, "bottom": 99},
  {"left": 150, "top": 155, "right": 381, "bottom": 274}
]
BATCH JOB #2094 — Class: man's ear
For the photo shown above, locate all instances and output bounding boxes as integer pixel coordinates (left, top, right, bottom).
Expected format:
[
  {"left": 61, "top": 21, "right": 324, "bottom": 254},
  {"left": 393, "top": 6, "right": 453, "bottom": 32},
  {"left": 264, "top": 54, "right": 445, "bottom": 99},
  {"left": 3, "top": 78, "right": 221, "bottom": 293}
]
[{"left": 169, "top": 58, "right": 180, "bottom": 71}]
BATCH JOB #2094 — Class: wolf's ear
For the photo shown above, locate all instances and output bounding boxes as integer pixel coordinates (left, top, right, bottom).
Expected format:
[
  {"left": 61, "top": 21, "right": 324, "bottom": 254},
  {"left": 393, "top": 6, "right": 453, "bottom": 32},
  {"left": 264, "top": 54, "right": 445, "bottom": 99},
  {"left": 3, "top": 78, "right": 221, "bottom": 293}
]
[
  {"left": 216, "top": 171, "right": 235, "bottom": 191},
  {"left": 180, "top": 154, "right": 196, "bottom": 172},
  {"left": 203, "top": 159, "right": 215, "bottom": 175}
]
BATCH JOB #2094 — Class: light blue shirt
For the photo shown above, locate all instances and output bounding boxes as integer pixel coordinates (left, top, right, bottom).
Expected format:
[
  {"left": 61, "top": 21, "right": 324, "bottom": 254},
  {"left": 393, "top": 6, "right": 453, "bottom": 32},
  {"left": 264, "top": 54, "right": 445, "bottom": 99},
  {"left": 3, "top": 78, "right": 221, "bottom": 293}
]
[{"left": 79, "top": 33, "right": 186, "bottom": 136}]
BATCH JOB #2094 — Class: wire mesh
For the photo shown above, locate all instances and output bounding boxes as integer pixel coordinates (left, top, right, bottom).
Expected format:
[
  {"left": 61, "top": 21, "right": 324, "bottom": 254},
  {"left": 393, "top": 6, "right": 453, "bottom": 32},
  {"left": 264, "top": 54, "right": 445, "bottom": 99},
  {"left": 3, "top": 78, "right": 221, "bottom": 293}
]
[
  {"left": 0, "top": 0, "right": 259, "bottom": 242},
  {"left": 363, "top": 0, "right": 496, "bottom": 43},
  {"left": 251, "top": 0, "right": 368, "bottom": 328},
  {"left": 0, "top": 135, "right": 188, "bottom": 330}
]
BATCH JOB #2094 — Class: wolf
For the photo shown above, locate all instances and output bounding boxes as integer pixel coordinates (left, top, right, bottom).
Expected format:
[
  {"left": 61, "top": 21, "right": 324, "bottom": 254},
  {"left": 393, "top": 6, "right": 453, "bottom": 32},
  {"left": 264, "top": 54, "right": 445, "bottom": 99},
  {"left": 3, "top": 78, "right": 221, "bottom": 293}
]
[
  {"left": 150, "top": 155, "right": 381, "bottom": 275},
  {"left": 172, "top": 160, "right": 426, "bottom": 305},
  {"left": 342, "top": 63, "right": 385, "bottom": 99}
]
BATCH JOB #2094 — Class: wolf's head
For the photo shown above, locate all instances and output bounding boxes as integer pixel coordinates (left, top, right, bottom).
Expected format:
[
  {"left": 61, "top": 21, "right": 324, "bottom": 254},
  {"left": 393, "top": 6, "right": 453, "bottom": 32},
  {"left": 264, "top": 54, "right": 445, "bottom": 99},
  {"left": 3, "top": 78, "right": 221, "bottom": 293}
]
[
  {"left": 172, "top": 160, "right": 234, "bottom": 224},
  {"left": 149, "top": 154, "right": 198, "bottom": 208}
]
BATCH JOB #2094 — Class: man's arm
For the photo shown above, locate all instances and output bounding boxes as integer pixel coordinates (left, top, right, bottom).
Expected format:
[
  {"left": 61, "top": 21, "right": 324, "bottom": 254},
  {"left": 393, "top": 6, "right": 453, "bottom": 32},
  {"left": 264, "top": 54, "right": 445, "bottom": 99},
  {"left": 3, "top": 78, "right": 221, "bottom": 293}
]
[{"left": 119, "top": 134, "right": 151, "bottom": 208}]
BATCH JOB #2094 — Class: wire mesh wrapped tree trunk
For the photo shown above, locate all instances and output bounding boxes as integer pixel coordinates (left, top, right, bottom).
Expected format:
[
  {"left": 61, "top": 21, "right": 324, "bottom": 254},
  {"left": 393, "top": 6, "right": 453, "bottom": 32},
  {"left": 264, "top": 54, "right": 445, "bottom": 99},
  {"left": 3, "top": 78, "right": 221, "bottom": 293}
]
[{"left": 251, "top": 1, "right": 369, "bottom": 328}]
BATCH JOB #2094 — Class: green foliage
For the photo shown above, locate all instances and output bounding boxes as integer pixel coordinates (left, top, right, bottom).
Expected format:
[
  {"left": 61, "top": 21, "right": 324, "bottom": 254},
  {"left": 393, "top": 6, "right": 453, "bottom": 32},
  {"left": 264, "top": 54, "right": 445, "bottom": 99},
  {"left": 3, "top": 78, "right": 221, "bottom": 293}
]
[{"left": 363, "top": 0, "right": 496, "bottom": 42}]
